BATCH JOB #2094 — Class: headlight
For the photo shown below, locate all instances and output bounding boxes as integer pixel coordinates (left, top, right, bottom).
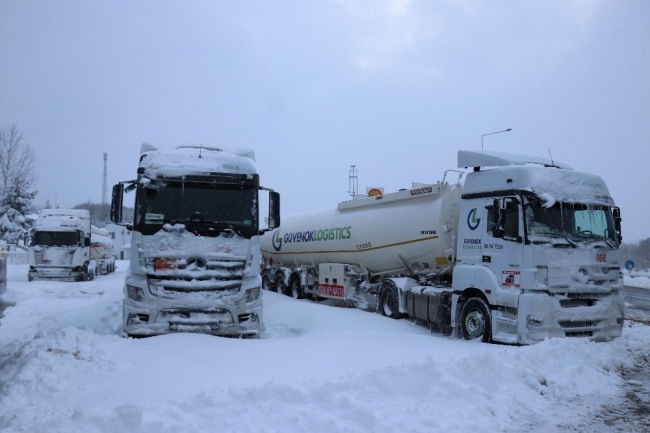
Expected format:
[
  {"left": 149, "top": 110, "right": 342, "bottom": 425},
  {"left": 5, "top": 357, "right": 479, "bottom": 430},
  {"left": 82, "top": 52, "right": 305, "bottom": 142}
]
[
  {"left": 126, "top": 285, "right": 144, "bottom": 301},
  {"left": 243, "top": 287, "right": 261, "bottom": 304}
]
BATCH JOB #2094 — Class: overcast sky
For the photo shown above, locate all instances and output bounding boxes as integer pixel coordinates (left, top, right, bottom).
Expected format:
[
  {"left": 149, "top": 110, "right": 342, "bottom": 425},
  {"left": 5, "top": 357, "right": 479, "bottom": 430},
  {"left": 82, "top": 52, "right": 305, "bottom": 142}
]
[{"left": 1, "top": 0, "right": 648, "bottom": 242}]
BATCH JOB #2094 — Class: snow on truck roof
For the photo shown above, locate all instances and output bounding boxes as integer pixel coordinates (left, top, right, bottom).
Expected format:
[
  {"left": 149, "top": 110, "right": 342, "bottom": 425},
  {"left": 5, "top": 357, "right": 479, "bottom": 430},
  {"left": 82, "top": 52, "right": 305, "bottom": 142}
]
[
  {"left": 139, "top": 143, "right": 257, "bottom": 178},
  {"left": 39, "top": 209, "right": 90, "bottom": 219},
  {"left": 458, "top": 150, "right": 573, "bottom": 170},
  {"left": 459, "top": 151, "right": 613, "bottom": 206}
]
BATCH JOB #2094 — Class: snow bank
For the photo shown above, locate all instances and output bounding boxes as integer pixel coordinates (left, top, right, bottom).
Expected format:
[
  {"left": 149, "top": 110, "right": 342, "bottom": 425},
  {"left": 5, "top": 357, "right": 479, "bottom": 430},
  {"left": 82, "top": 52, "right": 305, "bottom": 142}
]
[{"left": 1, "top": 264, "right": 649, "bottom": 432}]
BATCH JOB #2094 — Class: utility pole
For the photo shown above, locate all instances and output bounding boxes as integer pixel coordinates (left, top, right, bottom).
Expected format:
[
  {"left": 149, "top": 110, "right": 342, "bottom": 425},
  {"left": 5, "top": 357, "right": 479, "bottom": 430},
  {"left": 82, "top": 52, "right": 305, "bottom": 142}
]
[{"left": 102, "top": 152, "right": 108, "bottom": 205}]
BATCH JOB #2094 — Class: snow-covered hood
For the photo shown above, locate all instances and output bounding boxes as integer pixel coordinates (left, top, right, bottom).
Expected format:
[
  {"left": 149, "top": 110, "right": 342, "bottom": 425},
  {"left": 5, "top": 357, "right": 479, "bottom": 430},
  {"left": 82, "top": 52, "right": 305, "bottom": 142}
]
[{"left": 141, "top": 226, "right": 253, "bottom": 292}]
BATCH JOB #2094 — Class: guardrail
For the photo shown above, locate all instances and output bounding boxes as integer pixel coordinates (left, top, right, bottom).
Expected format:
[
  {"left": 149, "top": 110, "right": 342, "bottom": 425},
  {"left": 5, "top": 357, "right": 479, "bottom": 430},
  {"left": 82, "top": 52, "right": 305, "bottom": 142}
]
[
  {"left": 4, "top": 251, "right": 28, "bottom": 265},
  {"left": 629, "top": 270, "right": 650, "bottom": 279}
]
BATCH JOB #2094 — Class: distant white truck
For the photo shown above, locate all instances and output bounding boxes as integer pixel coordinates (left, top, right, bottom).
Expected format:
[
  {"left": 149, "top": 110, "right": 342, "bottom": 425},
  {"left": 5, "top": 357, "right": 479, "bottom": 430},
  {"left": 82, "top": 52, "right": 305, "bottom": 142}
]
[
  {"left": 261, "top": 150, "right": 624, "bottom": 345},
  {"left": 27, "top": 209, "right": 115, "bottom": 281},
  {"left": 110, "top": 143, "right": 280, "bottom": 338}
]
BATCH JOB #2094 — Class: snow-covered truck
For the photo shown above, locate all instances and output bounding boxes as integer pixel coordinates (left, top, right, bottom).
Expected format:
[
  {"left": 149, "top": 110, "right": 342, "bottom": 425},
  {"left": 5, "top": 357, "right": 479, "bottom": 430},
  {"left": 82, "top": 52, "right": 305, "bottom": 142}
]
[
  {"left": 110, "top": 143, "right": 280, "bottom": 338},
  {"left": 27, "top": 209, "right": 114, "bottom": 281},
  {"left": 90, "top": 226, "right": 116, "bottom": 275},
  {"left": 260, "top": 150, "right": 624, "bottom": 345}
]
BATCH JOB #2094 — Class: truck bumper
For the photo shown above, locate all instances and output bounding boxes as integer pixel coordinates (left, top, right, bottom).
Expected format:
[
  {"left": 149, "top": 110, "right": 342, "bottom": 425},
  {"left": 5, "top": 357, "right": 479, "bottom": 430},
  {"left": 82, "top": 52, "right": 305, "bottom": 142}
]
[
  {"left": 499, "top": 290, "right": 625, "bottom": 345},
  {"left": 28, "top": 266, "right": 84, "bottom": 282},
  {"left": 123, "top": 299, "right": 262, "bottom": 338}
]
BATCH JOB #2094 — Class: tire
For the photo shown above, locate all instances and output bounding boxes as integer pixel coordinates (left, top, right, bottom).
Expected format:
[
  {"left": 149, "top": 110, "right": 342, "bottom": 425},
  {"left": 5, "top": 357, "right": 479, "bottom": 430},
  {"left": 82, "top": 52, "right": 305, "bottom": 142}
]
[
  {"left": 289, "top": 277, "right": 304, "bottom": 299},
  {"left": 262, "top": 274, "right": 272, "bottom": 291},
  {"left": 379, "top": 281, "right": 401, "bottom": 319},
  {"left": 460, "top": 297, "right": 492, "bottom": 343},
  {"left": 274, "top": 278, "right": 286, "bottom": 296}
]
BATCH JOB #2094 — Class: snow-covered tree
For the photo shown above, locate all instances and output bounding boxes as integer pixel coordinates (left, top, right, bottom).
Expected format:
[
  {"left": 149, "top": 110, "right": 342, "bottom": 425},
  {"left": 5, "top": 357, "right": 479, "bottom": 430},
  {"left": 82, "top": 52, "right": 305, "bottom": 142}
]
[{"left": 0, "top": 125, "right": 37, "bottom": 244}]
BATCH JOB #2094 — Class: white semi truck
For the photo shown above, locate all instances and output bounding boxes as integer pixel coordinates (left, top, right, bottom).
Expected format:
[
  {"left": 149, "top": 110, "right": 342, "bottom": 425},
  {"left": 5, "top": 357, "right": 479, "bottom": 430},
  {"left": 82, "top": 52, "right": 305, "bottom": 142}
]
[
  {"left": 260, "top": 150, "right": 624, "bottom": 345},
  {"left": 28, "top": 209, "right": 115, "bottom": 281},
  {"left": 110, "top": 143, "right": 280, "bottom": 338}
]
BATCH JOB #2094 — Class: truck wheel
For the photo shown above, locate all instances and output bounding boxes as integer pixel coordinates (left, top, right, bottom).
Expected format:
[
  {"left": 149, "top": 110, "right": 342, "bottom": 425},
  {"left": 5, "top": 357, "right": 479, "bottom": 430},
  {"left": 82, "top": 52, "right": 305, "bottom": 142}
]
[
  {"left": 460, "top": 298, "right": 492, "bottom": 343},
  {"left": 289, "top": 277, "right": 304, "bottom": 299},
  {"left": 379, "top": 283, "right": 401, "bottom": 319},
  {"left": 274, "top": 278, "right": 286, "bottom": 296},
  {"left": 262, "top": 274, "right": 272, "bottom": 291}
]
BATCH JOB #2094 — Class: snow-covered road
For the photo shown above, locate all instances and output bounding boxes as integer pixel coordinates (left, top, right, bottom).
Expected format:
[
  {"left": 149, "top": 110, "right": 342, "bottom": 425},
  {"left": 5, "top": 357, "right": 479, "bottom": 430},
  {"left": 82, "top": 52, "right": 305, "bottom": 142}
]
[{"left": 1, "top": 262, "right": 649, "bottom": 433}]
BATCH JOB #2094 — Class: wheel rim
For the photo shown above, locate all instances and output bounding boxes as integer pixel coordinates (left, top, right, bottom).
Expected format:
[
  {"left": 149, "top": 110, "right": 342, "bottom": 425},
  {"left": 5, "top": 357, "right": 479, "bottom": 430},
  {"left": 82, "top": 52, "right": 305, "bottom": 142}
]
[{"left": 464, "top": 309, "right": 485, "bottom": 339}]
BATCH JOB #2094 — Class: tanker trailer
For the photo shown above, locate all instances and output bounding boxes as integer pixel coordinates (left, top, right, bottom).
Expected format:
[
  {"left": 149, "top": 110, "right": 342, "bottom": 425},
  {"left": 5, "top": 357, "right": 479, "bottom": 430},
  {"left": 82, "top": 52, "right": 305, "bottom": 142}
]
[
  {"left": 261, "top": 179, "right": 462, "bottom": 320},
  {"left": 90, "top": 226, "right": 116, "bottom": 276},
  {"left": 261, "top": 150, "right": 624, "bottom": 345}
]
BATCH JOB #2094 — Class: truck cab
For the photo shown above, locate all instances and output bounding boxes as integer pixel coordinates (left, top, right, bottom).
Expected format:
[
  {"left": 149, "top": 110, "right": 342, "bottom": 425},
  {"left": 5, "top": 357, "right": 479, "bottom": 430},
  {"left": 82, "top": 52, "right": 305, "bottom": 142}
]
[
  {"left": 453, "top": 151, "right": 624, "bottom": 344},
  {"left": 111, "top": 144, "right": 280, "bottom": 338},
  {"left": 27, "top": 209, "right": 94, "bottom": 281}
]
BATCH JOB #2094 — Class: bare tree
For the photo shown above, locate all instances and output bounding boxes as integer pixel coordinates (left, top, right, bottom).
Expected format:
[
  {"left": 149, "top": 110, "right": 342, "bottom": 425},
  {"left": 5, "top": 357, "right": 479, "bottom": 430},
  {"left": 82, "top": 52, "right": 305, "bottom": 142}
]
[{"left": 0, "top": 124, "right": 37, "bottom": 197}]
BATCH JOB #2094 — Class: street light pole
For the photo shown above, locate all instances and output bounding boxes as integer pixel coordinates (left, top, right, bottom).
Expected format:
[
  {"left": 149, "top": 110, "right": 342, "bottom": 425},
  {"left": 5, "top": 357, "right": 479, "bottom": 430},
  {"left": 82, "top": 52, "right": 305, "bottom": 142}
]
[{"left": 481, "top": 128, "right": 512, "bottom": 151}]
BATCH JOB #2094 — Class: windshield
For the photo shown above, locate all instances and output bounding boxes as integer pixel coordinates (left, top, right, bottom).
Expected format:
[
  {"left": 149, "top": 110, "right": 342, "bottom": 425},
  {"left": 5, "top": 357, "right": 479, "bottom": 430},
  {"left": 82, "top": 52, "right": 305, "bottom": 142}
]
[
  {"left": 134, "top": 179, "right": 258, "bottom": 237},
  {"left": 33, "top": 231, "right": 80, "bottom": 247},
  {"left": 525, "top": 201, "right": 617, "bottom": 244}
]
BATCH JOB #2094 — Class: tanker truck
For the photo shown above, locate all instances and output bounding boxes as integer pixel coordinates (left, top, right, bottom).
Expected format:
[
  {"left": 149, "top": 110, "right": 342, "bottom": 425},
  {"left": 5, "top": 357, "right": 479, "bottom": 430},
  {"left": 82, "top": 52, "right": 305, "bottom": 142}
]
[
  {"left": 90, "top": 225, "right": 116, "bottom": 276},
  {"left": 110, "top": 143, "right": 280, "bottom": 338},
  {"left": 260, "top": 150, "right": 624, "bottom": 345}
]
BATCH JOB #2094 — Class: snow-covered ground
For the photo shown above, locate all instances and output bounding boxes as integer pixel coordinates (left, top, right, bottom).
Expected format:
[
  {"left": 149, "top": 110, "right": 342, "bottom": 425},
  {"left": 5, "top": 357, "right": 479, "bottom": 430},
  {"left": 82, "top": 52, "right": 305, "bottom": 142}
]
[
  {"left": 625, "top": 274, "right": 650, "bottom": 290},
  {"left": 1, "top": 262, "right": 650, "bottom": 433}
]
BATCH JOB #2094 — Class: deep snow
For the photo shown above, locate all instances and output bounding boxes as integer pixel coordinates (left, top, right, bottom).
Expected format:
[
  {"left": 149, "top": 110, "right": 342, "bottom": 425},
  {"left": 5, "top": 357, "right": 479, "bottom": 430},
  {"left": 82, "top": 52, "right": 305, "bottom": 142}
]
[{"left": 1, "top": 263, "right": 649, "bottom": 433}]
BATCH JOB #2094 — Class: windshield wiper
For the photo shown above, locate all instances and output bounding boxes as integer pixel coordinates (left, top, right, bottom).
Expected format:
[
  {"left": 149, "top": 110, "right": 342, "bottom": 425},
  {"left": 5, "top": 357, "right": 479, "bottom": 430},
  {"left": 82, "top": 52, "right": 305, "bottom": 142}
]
[
  {"left": 578, "top": 232, "right": 615, "bottom": 248},
  {"left": 532, "top": 231, "right": 577, "bottom": 248}
]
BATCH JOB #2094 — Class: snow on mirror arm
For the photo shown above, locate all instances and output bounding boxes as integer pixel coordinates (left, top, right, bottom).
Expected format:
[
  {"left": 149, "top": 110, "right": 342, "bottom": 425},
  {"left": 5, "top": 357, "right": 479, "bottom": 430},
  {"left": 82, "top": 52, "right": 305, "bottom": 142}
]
[{"left": 134, "top": 179, "right": 258, "bottom": 238}]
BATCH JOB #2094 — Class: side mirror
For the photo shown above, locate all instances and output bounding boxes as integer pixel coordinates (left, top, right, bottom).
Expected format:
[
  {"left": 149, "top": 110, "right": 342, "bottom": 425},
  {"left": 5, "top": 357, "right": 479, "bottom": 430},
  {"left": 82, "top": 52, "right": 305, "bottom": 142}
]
[
  {"left": 612, "top": 207, "right": 622, "bottom": 242},
  {"left": 110, "top": 183, "right": 124, "bottom": 224},
  {"left": 491, "top": 199, "right": 504, "bottom": 238},
  {"left": 84, "top": 237, "right": 91, "bottom": 247},
  {"left": 268, "top": 191, "right": 280, "bottom": 230},
  {"left": 24, "top": 233, "right": 33, "bottom": 247}
]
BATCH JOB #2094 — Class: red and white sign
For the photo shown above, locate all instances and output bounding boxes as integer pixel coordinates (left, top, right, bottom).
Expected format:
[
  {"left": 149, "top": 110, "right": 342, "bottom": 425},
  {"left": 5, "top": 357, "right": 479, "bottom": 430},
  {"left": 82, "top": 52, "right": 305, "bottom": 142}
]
[
  {"left": 502, "top": 270, "right": 521, "bottom": 288},
  {"left": 318, "top": 284, "right": 345, "bottom": 298}
]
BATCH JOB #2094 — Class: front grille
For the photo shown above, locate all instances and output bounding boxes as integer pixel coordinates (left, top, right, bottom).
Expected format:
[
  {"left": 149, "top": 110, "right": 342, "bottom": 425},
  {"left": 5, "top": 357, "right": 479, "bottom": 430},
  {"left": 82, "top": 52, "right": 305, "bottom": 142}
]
[
  {"left": 559, "top": 320, "right": 597, "bottom": 328},
  {"left": 148, "top": 258, "right": 246, "bottom": 293}
]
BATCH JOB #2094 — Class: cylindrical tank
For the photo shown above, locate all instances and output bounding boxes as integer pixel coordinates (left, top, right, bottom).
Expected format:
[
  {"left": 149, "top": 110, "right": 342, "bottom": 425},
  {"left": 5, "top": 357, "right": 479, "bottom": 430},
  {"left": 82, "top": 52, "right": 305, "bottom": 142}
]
[
  {"left": 90, "top": 227, "right": 114, "bottom": 260},
  {"left": 261, "top": 182, "right": 462, "bottom": 277}
]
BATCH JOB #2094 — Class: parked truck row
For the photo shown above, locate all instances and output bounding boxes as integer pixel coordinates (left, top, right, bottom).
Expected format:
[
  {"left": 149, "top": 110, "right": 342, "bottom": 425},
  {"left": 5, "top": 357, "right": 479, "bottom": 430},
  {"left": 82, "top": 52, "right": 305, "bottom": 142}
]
[{"left": 260, "top": 150, "right": 624, "bottom": 345}]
